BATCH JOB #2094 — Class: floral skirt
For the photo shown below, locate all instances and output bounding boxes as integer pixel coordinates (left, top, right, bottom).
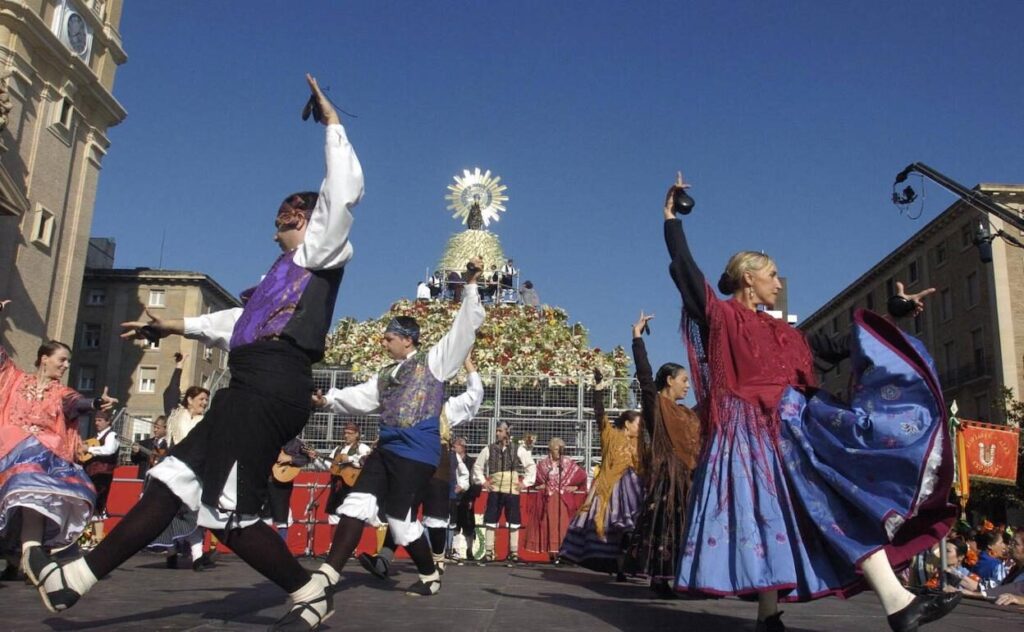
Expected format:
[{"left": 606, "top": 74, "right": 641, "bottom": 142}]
[
  {"left": 0, "top": 436, "right": 96, "bottom": 548},
  {"left": 677, "top": 312, "right": 953, "bottom": 602},
  {"left": 559, "top": 469, "right": 642, "bottom": 573}
]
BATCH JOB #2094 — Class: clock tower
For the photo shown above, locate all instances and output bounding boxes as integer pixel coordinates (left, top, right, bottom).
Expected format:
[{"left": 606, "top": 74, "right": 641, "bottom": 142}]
[{"left": 0, "top": 0, "right": 127, "bottom": 366}]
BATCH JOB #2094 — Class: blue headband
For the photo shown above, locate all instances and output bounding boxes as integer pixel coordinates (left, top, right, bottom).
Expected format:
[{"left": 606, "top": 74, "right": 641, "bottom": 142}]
[{"left": 385, "top": 318, "right": 420, "bottom": 342}]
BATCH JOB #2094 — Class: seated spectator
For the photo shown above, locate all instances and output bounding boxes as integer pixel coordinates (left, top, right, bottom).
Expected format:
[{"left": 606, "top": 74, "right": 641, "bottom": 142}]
[
  {"left": 989, "top": 530, "right": 1024, "bottom": 606},
  {"left": 519, "top": 280, "right": 540, "bottom": 308},
  {"left": 416, "top": 281, "right": 431, "bottom": 301},
  {"left": 974, "top": 531, "right": 1011, "bottom": 588}
]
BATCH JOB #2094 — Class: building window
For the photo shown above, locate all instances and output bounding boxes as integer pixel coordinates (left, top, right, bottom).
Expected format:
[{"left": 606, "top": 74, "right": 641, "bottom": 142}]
[
  {"left": 146, "top": 337, "right": 160, "bottom": 351},
  {"left": 908, "top": 259, "right": 920, "bottom": 285},
  {"left": 201, "top": 374, "right": 210, "bottom": 388},
  {"left": 885, "top": 277, "right": 895, "bottom": 298},
  {"left": 942, "top": 341, "right": 956, "bottom": 375},
  {"left": 54, "top": 96, "right": 74, "bottom": 130},
  {"left": 139, "top": 367, "right": 158, "bottom": 393},
  {"left": 971, "top": 328, "right": 985, "bottom": 376},
  {"left": 85, "top": 288, "right": 106, "bottom": 305},
  {"left": 31, "top": 207, "right": 56, "bottom": 247},
  {"left": 960, "top": 223, "right": 973, "bottom": 249},
  {"left": 939, "top": 288, "right": 952, "bottom": 322},
  {"left": 219, "top": 352, "right": 228, "bottom": 370},
  {"left": 974, "top": 392, "right": 989, "bottom": 422},
  {"left": 865, "top": 292, "right": 875, "bottom": 311},
  {"left": 913, "top": 313, "right": 924, "bottom": 335},
  {"left": 830, "top": 317, "right": 838, "bottom": 335},
  {"left": 934, "top": 243, "right": 947, "bottom": 266},
  {"left": 80, "top": 323, "right": 101, "bottom": 349},
  {"left": 203, "top": 345, "right": 213, "bottom": 361},
  {"left": 77, "top": 366, "right": 96, "bottom": 392},
  {"left": 148, "top": 289, "right": 166, "bottom": 307},
  {"left": 966, "top": 272, "right": 979, "bottom": 307},
  {"left": 847, "top": 306, "right": 856, "bottom": 326}
]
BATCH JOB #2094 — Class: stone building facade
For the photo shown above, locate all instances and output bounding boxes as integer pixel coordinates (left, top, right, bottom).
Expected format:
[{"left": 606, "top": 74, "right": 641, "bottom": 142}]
[
  {"left": 0, "top": 0, "right": 126, "bottom": 364},
  {"left": 800, "top": 184, "right": 1024, "bottom": 424}
]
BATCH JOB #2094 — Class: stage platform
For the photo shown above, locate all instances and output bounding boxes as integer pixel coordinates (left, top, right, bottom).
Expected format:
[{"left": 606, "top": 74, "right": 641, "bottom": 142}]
[{"left": 1, "top": 553, "right": 1014, "bottom": 631}]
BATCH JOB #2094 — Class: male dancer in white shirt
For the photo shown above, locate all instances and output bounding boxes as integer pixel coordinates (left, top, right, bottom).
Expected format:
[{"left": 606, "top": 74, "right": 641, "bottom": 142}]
[
  {"left": 358, "top": 354, "right": 484, "bottom": 579},
  {"left": 313, "top": 262, "right": 484, "bottom": 597},
  {"left": 29, "top": 75, "right": 362, "bottom": 632}
]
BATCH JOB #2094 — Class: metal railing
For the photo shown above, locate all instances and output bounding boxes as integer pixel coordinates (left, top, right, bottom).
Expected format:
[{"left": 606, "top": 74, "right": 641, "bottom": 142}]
[{"left": 115, "top": 370, "right": 641, "bottom": 475}]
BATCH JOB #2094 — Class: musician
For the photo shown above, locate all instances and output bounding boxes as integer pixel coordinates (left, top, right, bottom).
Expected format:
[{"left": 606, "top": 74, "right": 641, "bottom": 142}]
[
  {"left": 81, "top": 411, "right": 119, "bottom": 541},
  {"left": 130, "top": 416, "right": 168, "bottom": 480},
  {"left": 265, "top": 437, "right": 314, "bottom": 541},
  {"left": 323, "top": 423, "right": 371, "bottom": 522}
]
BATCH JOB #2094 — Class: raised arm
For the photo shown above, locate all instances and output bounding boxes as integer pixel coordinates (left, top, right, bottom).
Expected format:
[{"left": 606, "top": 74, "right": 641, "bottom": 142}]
[
  {"left": 162, "top": 353, "right": 185, "bottom": 417},
  {"left": 445, "top": 369, "right": 484, "bottom": 428},
  {"left": 593, "top": 375, "right": 608, "bottom": 432},
  {"left": 427, "top": 260, "right": 486, "bottom": 380},
  {"left": 293, "top": 75, "right": 364, "bottom": 271},
  {"left": 631, "top": 314, "right": 657, "bottom": 435},
  {"left": 663, "top": 178, "right": 708, "bottom": 329}
]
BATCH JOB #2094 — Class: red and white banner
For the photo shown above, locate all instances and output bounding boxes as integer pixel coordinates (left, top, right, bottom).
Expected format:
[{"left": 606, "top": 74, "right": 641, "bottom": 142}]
[{"left": 960, "top": 420, "right": 1020, "bottom": 486}]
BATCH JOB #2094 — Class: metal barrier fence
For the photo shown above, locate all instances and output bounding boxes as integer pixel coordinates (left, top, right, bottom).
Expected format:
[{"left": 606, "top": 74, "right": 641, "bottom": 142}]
[
  {"left": 306, "top": 370, "right": 641, "bottom": 474},
  {"left": 114, "top": 370, "right": 641, "bottom": 476}
]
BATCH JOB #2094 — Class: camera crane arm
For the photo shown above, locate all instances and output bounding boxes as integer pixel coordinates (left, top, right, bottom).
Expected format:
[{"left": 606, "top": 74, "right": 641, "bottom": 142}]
[{"left": 894, "top": 162, "right": 1024, "bottom": 235}]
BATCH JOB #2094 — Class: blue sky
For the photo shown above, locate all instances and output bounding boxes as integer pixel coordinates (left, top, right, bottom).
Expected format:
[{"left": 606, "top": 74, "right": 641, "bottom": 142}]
[{"left": 92, "top": 0, "right": 1024, "bottom": 373}]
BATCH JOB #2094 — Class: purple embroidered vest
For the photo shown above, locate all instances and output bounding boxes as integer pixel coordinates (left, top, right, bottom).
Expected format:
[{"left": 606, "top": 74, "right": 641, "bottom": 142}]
[
  {"left": 378, "top": 352, "right": 445, "bottom": 428},
  {"left": 229, "top": 252, "right": 343, "bottom": 361}
]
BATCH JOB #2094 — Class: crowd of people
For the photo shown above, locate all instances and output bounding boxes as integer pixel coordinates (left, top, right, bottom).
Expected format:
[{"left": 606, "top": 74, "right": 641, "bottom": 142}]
[
  {"left": 416, "top": 259, "right": 541, "bottom": 307},
  {"left": 0, "top": 77, "right": 1018, "bottom": 632}
]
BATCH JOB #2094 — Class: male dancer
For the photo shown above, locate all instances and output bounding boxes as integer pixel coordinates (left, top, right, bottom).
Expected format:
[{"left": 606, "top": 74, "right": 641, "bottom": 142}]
[
  {"left": 359, "top": 354, "right": 484, "bottom": 579},
  {"left": 472, "top": 423, "right": 536, "bottom": 564},
  {"left": 313, "top": 261, "right": 485, "bottom": 596},
  {"left": 28, "top": 74, "right": 362, "bottom": 632}
]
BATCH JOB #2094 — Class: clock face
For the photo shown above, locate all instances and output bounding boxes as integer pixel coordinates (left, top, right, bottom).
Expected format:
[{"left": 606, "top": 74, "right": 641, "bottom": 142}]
[{"left": 67, "top": 13, "right": 87, "bottom": 54}]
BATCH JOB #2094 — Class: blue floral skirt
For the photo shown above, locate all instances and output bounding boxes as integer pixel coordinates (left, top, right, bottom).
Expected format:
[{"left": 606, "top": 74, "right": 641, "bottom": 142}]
[
  {"left": 0, "top": 437, "right": 96, "bottom": 548},
  {"left": 560, "top": 468, "right": 643, "bottom": 573},
  {"left": 677, "top": 312, "right": 953, "bottom": 601}
]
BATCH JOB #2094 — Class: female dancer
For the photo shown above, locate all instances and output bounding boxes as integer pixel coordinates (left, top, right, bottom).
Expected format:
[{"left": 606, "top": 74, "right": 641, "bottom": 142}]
[
  {"left": 525, "top": 437, "right": 587, "bottom": 563},
  {"left": 628, "top": 312, "right": 701, "bottom": 597},
  {"left": 151, "top": 384, "right": 213, "bottom": 571},
  {"left": 0, "top": 300, "right": 117, "bottom": 576},
  {"left": 559, "top": 375, "right": 643, "bottom": 580},
  {"left": 661, "top": 178, "right": 960, "bottom": 632}
]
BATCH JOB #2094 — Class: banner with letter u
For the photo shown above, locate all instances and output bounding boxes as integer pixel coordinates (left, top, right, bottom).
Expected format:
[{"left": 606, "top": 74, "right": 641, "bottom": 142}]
[{"left": 960, "top": 420, "right": 1020, "bottom": 485}]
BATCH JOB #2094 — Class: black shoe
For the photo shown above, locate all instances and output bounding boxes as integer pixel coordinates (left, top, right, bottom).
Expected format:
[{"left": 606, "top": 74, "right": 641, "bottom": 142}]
[
  {"left": 755, "top": 611, "right": 785, "bottom": 632},
  {"left": 267, "top": 588, "right": 334, "bottom": 631},
  {"left": 198, "top": 552, "right": 216, "bottom": 568},
  {"left": 887, "top": 592, "right": 962, "bottom": 632},
  {"left": 615, "top": 571, "right": 627, "bottom": 583},
  {"left": 650, "top": 580, "right": 677, "bottom": 600},
  {"left": 192, "top": 558, "right": 207, "bottom": 572},
  {"left": 405, "top": 578, "right": 441, "bottom": 597},
  {"left": 477, "top": 553, "right": 494, "bottom": 567},
  {"left": 25, "top": 547, "right": 80, "bottom": 613},
  {"left": 506, "top": 553, "right": 519, "bottom": 567},
  {"left": 166, "top": 553, "right": 178, "bottom": 569},
  {"left": 0, "top": 561, "right": 24, "bottom": 581},
  {"left": 357, "top": 553, "right": 389, "bottom": 581}
]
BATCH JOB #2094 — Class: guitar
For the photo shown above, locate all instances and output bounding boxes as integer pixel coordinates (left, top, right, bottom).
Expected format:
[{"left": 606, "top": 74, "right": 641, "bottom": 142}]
[
  {"left": 271, "top": 451, "right": 302, "bottom": 483},
  {"left": 329, "top": 449, "right": 361, "bottom": 487},
  {"left": 78, "top": 433, "right": 166, "bottom": 466}
]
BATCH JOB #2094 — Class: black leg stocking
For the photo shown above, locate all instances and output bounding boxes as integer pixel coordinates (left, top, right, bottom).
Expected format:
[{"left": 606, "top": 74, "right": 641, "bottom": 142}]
[
  {"left": 427, "top": 526, "right": 447, "bottom": 556},
  {"left": 85, "top": 479, "right": 181, "bottom": 579},
  {"left": 211, "top": 522, "right": 309, "bottom": 593},
  {"left": 406, "top": 535, "right": 436, "bottom": 575},
  {"left": 325, "top": 515, "right": 364, "bottom": 571}
]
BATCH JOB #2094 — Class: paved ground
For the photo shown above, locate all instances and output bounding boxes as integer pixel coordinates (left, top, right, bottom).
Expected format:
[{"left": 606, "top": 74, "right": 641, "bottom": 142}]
[{"left": 2, "top": 552, "right": 1014, "bottom": 631}]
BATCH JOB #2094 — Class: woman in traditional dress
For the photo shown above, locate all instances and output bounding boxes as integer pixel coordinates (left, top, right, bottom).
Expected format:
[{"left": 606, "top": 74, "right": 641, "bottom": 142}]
[
  {"left": 525, "top": 437, "right": 587, "bottom": 563},
  {"left": 661, "top": 178, "right": 960, "bottom": 632},
  {"left": 559, "top": 376, "right": 643, "bottom": 580},
  {"left": 150, "top": 384, "right": 212, "bottom": 571},
  {"left": 0, "top": 300, "right": 116, "bottom": 578},
  {"left": 627, "top": 312, "right": 701, "bottom": 598}
]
